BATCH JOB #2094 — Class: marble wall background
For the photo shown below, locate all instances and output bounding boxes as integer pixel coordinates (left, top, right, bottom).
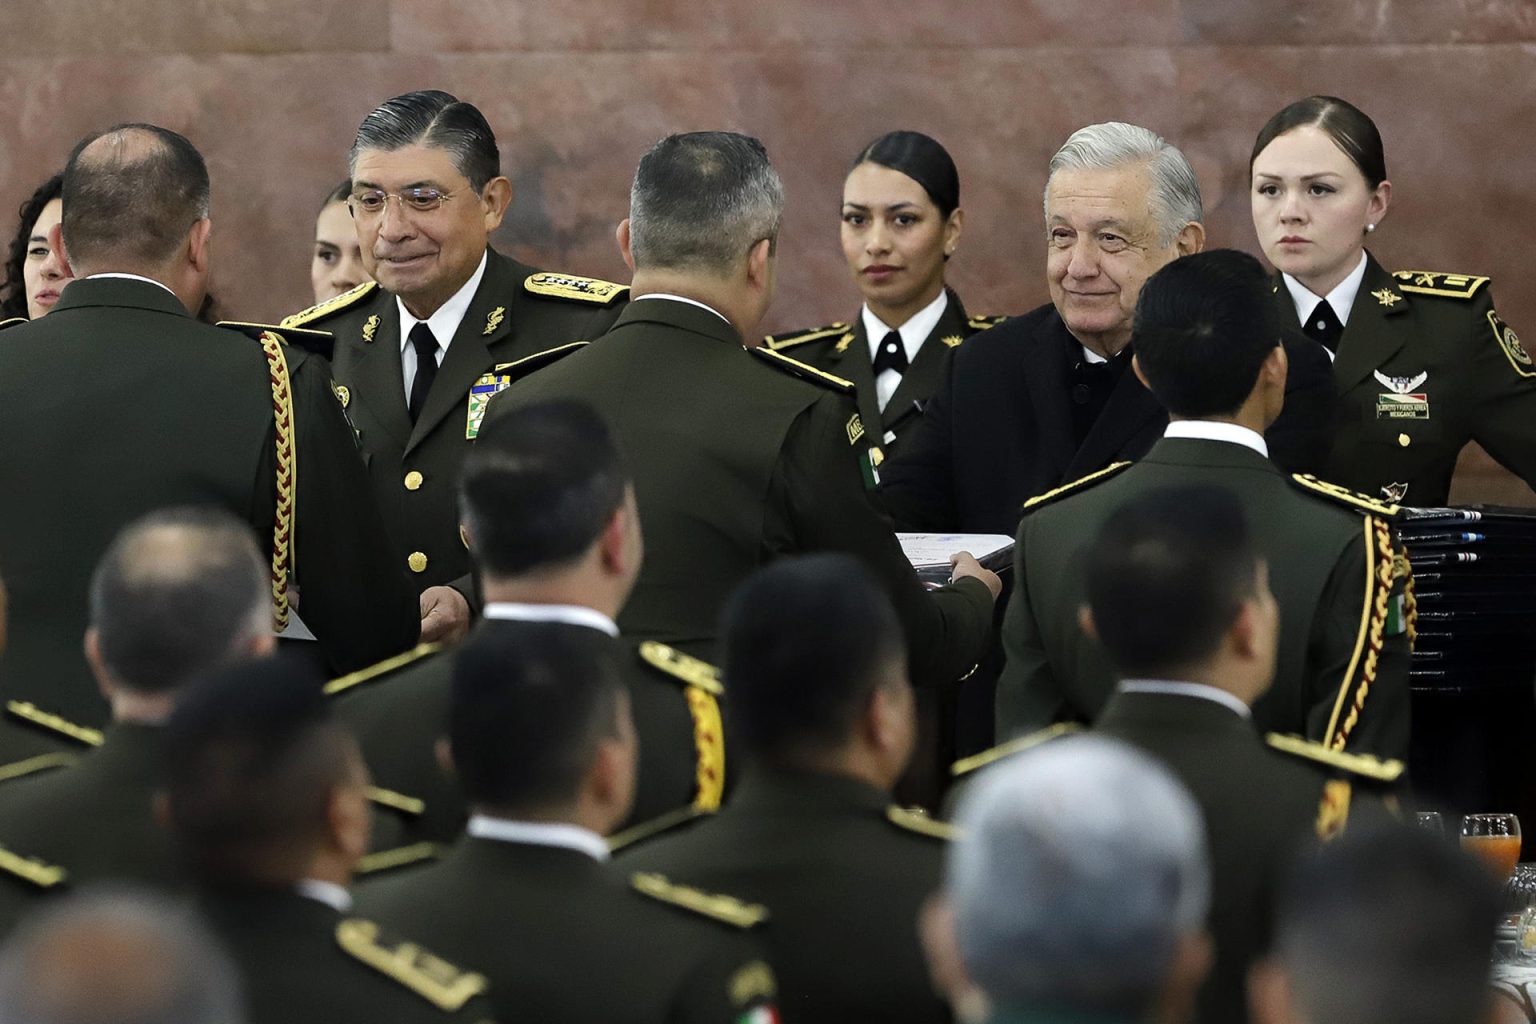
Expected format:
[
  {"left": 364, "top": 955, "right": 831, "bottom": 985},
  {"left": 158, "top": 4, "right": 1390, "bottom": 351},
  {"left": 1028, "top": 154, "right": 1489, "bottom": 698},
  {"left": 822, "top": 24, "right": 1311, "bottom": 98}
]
[{"left": 3, "top": 0, "right": 1533, "bottom": 499}]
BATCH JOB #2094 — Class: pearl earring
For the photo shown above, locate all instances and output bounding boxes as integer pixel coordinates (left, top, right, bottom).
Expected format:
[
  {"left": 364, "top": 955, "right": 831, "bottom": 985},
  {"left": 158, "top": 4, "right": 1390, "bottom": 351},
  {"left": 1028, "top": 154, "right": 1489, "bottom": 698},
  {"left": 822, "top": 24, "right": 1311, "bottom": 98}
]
[{"left": 1366, "top": 223, "right": 1376, "bottom": 233}]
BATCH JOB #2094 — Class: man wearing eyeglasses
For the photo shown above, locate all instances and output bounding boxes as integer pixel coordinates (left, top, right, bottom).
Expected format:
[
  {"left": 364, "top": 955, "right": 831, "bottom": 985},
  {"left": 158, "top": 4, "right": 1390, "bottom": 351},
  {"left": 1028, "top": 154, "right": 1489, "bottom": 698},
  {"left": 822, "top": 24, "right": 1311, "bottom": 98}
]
[{"left": 283, "top": 90, "right": 628, "bottom": 644}]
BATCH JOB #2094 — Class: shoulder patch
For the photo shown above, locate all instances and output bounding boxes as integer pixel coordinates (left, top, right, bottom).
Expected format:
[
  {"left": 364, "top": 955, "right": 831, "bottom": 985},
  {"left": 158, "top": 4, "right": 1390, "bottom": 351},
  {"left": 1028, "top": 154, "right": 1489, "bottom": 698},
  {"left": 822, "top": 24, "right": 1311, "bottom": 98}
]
[
  {"left": 0, "top": 844, "right": 66, "bottom": 889},
  {"left": 630, "top": 872, "right": 769, "bottom": 928},
  {"left": 950, "top": 722, "right": 1082, "bottom": 778},
  {"left": 523, "top": 272, "right": 628, "bottom": 305},
  {"left": 1487, "top": 310, "right": 1536, "bottom": 379},
  {"left": 637, "top": 641, "right": 723, "bottom": 695},
  {"left": 355, "top": 842, "right": 441, "bottom": 878},
  {"left": 5, "top": 702, "right": 102, "bottom": 748},
  {"left": 367, "top": 786, "right": 425, "bottom": 818},
  {"left": 886, "top": 805, "right": 958, "bottom": 841},
  {"left": 0, "top": 317, "right": 26, "bottom": 331},
  {"left": 750, "top": 347, "right": 855, "bottom": 393},
  {"left": 607, "top": 804, "right": 712, "bottom": 854},
  {"left": 1265, "top": 733, "right": 1405, "bottom": 782},
  {"left": 1392, "top": 270, "right": 1490, "bottom": 300},
  {"left": 967, "top": 314, "right": 1006, "bottom": 331},
  {"left": 1289, "top": 474, "right": 1400, "bottom": 517},
  {"left": 762, "top": 322, "right": 849, "bottom": 351},
  {"left": 280, "top": 280, "right": 380, "bottom": 328},
  {"left": 324, "top": 643, "right": 442, "bottom": 698},
  {"left": 1022, "top": 462, "right": 1133, "bottom": 514},
  {"left": 335, "top": 918, "right": 488, "bottom": 1012},
  {"left": 0, "top": 752, "right": 78, "bottom": 785}
]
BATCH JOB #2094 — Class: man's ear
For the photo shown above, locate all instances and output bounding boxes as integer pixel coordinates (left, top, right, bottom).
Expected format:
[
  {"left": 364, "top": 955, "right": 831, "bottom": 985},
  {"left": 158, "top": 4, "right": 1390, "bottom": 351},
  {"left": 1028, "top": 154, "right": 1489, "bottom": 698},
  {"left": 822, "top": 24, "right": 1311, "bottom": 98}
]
[
  {"left": 616, "top": 219, "right": 635, "bottom": 273},
  {"left": 435, "top": 737, "right": 455, "bottom": 779},
  {"left": 1077, "top": 604, "right": 1100, "bottom": 643},
  {"left": 746, "top": 236, "right": 773, "bottom": 291},
  {"left": 186, "top": 218, "right": 212, "bottom": 275},
  {"left": 597, "top": 504, "right": 630, "bottom": 576},
  {"left": 481, "top": 176, "right": 513, "bottom": 232},
  {"left": 328, "top": 779, "right": 371, "bottom": 862},
  {"left": 1131, "top": 353, "right": 1152, "bottom": 392},
  {"left": 47, "top": 222, "right": 74, "bottom": 277},
  {"left": 1175, "top": 220, "right": 1205, "bottom": 257},
  {"left": 84, "top": 628, "right": 114, "bottom": 702}
]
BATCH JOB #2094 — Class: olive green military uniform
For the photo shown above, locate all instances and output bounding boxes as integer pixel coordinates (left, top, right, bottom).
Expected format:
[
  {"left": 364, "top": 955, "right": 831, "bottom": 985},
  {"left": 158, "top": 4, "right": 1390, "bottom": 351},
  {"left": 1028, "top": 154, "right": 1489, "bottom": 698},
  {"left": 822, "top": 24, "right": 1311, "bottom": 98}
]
[
  {"left": 356, "top": 833, "right": 780, "bottom": 1022},
  {"left": 996, "top": 436, "right": 1414, "bottom": 759},
  {"left": 1094, "top": 688, "right": 1402, "bottom": 1024},
  {"left": 1276, "top": 255, "right": 1536, "bottom": 506},
  {"left": 0, "top": 280, "right": 417, "bottom": 760},
  {"left": 328, "top": 622, "right": 727, "bottom": 845},
  {"left": 280, "top": 250, "right": 627, "bottom": 590},
  {"left": 614, "top": 769, "right": 954, "bottom": 1024},
  {"left": 195, "top": 886, "right": 496, "bottom": 1024},
  {"left": 489, "top": 297, "right": 994, "bottom": 687},
  {"left": 764, "top": 288, "right": 1003, "bottom": 464}
]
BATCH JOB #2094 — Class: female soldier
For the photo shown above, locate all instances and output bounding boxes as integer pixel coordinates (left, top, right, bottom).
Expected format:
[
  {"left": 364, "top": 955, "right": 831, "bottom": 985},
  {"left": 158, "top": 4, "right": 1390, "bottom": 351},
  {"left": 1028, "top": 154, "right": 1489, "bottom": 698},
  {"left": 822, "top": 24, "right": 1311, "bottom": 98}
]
[
  {"left": 0, "top": 173, "right": 68, "bottom": 323},
  {"left": 1251, "top": 95, "right": 1536, "bottom": 506},
  {"left": 765, "top": 131, "right": 1001, "bottom": 464}
]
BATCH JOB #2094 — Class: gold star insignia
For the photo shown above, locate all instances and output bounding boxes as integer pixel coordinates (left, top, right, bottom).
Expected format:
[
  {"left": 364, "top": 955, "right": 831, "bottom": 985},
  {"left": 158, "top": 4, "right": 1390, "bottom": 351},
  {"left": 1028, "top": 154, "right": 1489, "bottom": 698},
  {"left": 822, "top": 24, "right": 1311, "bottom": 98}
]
[
  {"left": 1372, "top": 289, "right": 1402, "bottom": 308},
  {"left": 483, "top": 307, "right": 506, "bottom": 336},
  {"left": 361, "top": 315, "right": 379, "bottom": 342}
]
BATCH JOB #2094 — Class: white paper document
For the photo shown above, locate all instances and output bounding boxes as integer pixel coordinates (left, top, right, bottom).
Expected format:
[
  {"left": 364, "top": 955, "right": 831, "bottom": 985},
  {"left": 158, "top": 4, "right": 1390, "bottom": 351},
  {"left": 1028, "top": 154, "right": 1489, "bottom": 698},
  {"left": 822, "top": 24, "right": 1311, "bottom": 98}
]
[{"left": 898, "top": 533, "right": 1015, "bottom": 573}]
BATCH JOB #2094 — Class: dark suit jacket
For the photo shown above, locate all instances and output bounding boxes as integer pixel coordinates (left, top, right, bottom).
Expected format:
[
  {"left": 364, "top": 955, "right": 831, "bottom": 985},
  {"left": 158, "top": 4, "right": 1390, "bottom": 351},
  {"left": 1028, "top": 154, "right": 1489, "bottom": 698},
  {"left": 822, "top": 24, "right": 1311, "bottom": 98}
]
[
  {"left": 281, "top": 248, "right": 627, "bottom": 588},
  {"left": 879, "top": 301, "right": 1337, "bottom": 534},
  {"left": 1095, "top": 690, "right": 1335, "bottom": 1024},
  {"left": 615, "top": 770, "right": 952, "bottom": 1024},
  {"left": 0, "top": 279, "right": 416, "bottom": 752},
  {"left": 1276, "top": 253, "right": 1536, "bottom": 506},
  {"left": 356, "top": 836, "right": 777, "bottom": 1023},
  {"left": 997, "top": 437, "right": 1412, "bottom": 760},
  {"left": 490, "top": 297, "right": 993, "bottom": 687}
]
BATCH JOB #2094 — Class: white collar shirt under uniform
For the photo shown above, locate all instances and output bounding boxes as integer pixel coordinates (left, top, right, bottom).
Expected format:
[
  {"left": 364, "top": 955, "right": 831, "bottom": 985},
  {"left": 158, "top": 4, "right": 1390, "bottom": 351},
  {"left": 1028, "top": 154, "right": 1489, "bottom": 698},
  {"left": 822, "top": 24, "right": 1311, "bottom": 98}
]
[
  {"left": 861, "top": 289, "right": 949, "bottom": 413},
  {"left": 466, "top": 814, "right": 610, "bottom": 862},
  {"left": 1117, "top": 679, "right": 1252, "bottom": 720},
  {"left": 1282, "top": 251, "right": 1368, "bottom": 363},
  {"left": 1162, "top": 419, "right": 1269, "bottom": 459},
  {"left": 397, "top": 250, "right": 489, "bottom": 401}
]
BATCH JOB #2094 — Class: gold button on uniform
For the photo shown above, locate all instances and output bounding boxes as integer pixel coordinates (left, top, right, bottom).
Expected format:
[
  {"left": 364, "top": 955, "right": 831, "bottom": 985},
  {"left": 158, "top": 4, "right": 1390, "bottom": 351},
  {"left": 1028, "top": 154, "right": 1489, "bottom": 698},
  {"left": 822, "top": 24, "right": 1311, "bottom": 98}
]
[
  {"left": 1398, "top": 433, "right": 1411, "bottom": 448},
  {"left": 408, "top": 551, "right": 428, "bottom": 573},
  {"left": 404, "top": 471, "right": 423, "bottom": 490}
]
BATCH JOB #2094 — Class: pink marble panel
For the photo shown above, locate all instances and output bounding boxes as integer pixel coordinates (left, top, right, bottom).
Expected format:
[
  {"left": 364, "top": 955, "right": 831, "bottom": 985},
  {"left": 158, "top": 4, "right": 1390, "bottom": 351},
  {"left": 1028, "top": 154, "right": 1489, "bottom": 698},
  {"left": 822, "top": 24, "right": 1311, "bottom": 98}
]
[
  {"left": 1182, "top": 0, "right": 1536, "bottom": 46},
  {"left": 22, "top": 0, "right": 390, "bottom": 54}
]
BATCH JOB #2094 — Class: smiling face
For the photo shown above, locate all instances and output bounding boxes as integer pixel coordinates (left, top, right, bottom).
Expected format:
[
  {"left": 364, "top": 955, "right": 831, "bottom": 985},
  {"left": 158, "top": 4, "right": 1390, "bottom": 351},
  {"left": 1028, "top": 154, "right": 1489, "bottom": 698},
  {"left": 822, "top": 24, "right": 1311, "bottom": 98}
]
[
  {"left": 350, "top": 144, "right": 508, "bottom": 318},
  {"left": 310, "top": 199, "right": 370, "bottom": 304},
  {"left": 1250, "top": 124, "right": 1390, "bottom": 297},
  {"left": 23, "top": 198, "right": 69, "bottom": 319},
  {"left": 1045, "top": 163, "right": 1197, "bottom": 356},
  {"left": 840, "top": 162, "right": 960, "bottom": 326}
]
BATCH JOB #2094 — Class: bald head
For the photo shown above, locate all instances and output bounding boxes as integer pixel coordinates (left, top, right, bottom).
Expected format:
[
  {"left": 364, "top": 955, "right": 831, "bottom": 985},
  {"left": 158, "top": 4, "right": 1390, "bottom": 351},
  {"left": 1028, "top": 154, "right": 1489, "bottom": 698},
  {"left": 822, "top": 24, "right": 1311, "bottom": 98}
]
[
  {"left": 88, "top": 507, "right": 269, "bottom": 696},
  {"left": 61, "top": 123, "right": 210, "bottom": 271}
]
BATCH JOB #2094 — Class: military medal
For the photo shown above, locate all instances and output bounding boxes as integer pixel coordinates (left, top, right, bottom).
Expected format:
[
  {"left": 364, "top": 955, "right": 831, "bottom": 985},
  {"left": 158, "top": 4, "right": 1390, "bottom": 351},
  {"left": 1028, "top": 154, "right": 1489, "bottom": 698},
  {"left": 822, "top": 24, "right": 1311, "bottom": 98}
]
[
  {"left": 465, "top": 371, "right": 514, "bottom": 439},
  {"left": 483, "top": 306, "right": 506, "bottom": 336},
  {"left": 1373, "top": 370, "right": 1429, "bottom": 419}
]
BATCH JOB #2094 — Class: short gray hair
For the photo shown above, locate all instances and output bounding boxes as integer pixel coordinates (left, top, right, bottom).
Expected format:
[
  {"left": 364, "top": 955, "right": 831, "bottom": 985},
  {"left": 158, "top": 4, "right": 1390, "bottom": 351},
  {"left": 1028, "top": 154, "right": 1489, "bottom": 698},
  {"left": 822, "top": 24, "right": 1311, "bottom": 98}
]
[
  {"left": 948, "top": 734, "right": 1210, "bottom": 1016},
  {"left": 0, "top": 887, "right": 243, "bottom": 1024},
  {"left": 628, "top": 132, "right": 785, "bottom": 275},
  {"left": 1045, "top": 122, "right": 1203, "bottom": 246}
]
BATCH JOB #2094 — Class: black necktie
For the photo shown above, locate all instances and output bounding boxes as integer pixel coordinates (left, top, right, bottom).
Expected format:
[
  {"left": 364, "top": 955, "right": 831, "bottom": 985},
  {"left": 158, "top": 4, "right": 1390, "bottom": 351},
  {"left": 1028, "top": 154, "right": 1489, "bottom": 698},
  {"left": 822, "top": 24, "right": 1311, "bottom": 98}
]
[
  {"left": 408, "top": 322, "right": 439, "bottom": 423},
  {"left": 1303, "top": 299, "right": 1343, "bottom": 353},
  {"left": 872, "top": 329, "right": 909, "bottom": 375}
]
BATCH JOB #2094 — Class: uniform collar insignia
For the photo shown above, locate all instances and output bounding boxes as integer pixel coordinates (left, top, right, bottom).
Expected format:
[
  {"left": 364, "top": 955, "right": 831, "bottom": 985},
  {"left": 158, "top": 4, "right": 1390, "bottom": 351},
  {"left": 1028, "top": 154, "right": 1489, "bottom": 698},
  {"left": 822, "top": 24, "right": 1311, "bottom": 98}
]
[
  {"left": 1373, "top": 370, "right": 1427, "bottom": 394},
  {"left": 1381, "top": 482, "right": 1410, "bottom": 503},
  {"left": 834, "top": 332, "right": 854, "bottom": 354},
  {"left": 1372, "top": 288, "right": 1402, "bottom": 308},
  {"left": 362, "top": 315, "right": 379, "bottom": 342},
  {"left": 484, "top": 306, "right": 506, "bottom": 336},
  {"left": 940, "top": 334, "right": 963, "bottom": 348}
]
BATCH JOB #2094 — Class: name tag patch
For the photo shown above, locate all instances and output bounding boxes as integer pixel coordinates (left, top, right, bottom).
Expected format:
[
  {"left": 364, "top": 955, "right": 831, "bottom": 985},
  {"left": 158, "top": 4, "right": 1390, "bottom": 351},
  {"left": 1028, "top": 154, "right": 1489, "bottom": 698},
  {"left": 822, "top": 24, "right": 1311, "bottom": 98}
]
[{"left": 1376, "top": 393, "right": 1429, "bottom": 419}]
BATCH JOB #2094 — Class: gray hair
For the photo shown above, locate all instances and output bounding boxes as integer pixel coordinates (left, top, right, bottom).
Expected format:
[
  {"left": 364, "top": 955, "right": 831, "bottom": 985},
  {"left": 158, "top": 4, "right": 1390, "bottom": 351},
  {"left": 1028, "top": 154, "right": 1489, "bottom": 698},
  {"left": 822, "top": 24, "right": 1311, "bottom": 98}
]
[
  {"left": 628, "top": 132, "right": 785, "bottom": 275},
  {"left": 1045, "top": 122, "right": 1203, "bottom": 246},
  {"left": 0, "top": 887, "right": 244, "bottom": 1024},
  {"left": 948, "top": 734, "right": 1210, "bottom": 1017}
]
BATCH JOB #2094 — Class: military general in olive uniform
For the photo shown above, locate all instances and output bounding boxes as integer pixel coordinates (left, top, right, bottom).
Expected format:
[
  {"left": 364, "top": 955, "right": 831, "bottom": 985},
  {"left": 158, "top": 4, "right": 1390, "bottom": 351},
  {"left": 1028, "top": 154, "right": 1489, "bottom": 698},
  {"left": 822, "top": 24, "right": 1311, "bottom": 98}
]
[
  {"left": 330, "top": 402, "right": 729, "bottom": 847},
  {"left": 998, "top": 252, "right": 1413, "bottom": 760},
  {"left": 617, "top": 555, "right": 954, "bottom": 1024},
  {"left": 491, "top": 131, "right": 999, "bottom": 689},
  {"left": 0, "top": 124, "right": 417, "bottom": 760},
  {"left": 281, "top": 91, "right": 627, "bottom": 642}
]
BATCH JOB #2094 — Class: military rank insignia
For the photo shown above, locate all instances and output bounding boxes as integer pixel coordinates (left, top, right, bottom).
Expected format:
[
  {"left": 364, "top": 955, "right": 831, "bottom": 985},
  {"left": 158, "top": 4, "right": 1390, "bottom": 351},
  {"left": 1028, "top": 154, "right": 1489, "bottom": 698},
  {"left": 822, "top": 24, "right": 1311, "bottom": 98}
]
[
  {"left": 1371, "top": 288, "right": 1402, "bottom": 308},
  {"left": 846, "top": 414, "right": 865, "bottom": 445},
  {"left": 483, "top": 306, "right": 505, "bottom": 336},
  {"left": 1372, "top": 370, "right": 1429, "bottom": 419},
  {"left": 465, "top": 372, "right": 513, "bottom": 439},
  {"left": 1489, "top": 310, "right": 1536, "bottom": 378},
  {"left": 362, "top": 315, "right": 379, "bottom": 343}
]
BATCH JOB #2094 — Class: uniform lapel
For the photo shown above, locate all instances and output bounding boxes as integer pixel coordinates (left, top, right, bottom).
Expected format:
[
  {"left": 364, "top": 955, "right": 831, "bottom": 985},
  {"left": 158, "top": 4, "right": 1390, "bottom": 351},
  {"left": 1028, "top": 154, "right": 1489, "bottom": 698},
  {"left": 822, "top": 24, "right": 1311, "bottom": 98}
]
[
  {"left": 347, "top": 302, "right": 412, "bottom": 450},
  {"left": 826, "top": 318, "right": 884, "bottom": 442},
  {"left": 1325, "top": 253, "right": 1411, "bottom": 393},
  {"left": 1066, "top": 357, "right": 1165, "bottom": 480},
  {"left": 883, "top": 291, "right": 968, "bottom": 434},
  {"left": 1022, "top": 313, "right": 1081, "bottom": 479}
]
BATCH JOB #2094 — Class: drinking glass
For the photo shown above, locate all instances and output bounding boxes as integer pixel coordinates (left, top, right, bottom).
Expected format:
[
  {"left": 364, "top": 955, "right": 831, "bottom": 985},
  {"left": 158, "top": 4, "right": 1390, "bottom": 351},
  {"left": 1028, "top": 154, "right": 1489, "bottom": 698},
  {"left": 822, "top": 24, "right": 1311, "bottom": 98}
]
[{"left": 1462, "top": 813, "right": 1522, "bottom": 883}]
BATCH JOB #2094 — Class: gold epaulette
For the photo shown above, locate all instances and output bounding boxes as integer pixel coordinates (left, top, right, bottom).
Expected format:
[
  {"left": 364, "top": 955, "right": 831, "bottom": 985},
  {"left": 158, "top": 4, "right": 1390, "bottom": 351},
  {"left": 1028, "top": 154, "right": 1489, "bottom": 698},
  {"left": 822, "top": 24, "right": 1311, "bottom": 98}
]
[
  {"left": 335, "top": 919, "right": 488, "bottom": 1012},
  {"left": 607, "top": 804, "right": 712, "bottom": 853},
  {"left": 324, "top": 643, "right": 443, "bottom": 697},
  {"left": 1265, "top": 733, "right": 1405, "bottom": 782},
  {"left": 950, "top": 723, "right": 1082, "bottom": 778},
  {"left": 1022, "top": 462, "right": 1132, "bottom": 514},
  {"left": 630, "top": 872, "right": 769, "bottom": 928},
  {"left": 638, "top": 641, "right": 724, "bottom": 696},
  {"left": 1392, "top": 270, "right": 1490, "bottom": 300},
  {"left": 886, "top": 805, "right": 958, "bottom": 841},
  {"left": 279, "top": 281, "right": 379, "bottom": 328},
  {"left": 0, "top": 752, "right": 78, "bottom": 785},
  {"left": 523, "top": 272, "right": 628, "bottom": 305},
  {"left": 5, "top": 703, "right": 102, "bottom": 748},
  {"left": 257, "top": 331, "right": 296, "bottom": 631},
  {"left": 355, "top": 842, "right": 441, "bottom": 877},
  {"left": 0, "top": 845, "right": 66, "bottom": 889},
  {"left": 967, "top": 314, "right": 1006, "bottom": 331},
  {"left": 0, "top": 316, "right": 26, "bottom": 331},
  {"left": 493, "top": 341, "right": 589, "bottom": 377},
  {"left": 751, "top": 348, "right": 855, "bottom": 393},
  {"left": 762, "top": 322, "right": 849, "bottom": 351},
  {"left": 1289, "top": 474, "right": 1400, "bottom": 517},
  {"left": 367, "top": 786, "right": 425, "bottom": 817}
]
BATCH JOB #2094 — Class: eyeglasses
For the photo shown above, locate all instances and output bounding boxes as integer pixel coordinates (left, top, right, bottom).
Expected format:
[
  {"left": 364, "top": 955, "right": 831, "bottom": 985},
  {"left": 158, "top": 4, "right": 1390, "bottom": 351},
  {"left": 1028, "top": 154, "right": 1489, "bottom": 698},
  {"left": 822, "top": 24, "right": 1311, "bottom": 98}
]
[{"left": 347, "top": 187, "right": 460, "bottom": 216}]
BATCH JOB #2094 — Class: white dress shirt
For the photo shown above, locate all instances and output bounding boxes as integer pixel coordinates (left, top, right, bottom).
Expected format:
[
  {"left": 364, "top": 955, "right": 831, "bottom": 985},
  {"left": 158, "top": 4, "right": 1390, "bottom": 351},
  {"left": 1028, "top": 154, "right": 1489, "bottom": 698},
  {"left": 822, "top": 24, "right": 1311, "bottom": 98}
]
[
  {"left": 1282, "top": 251, "right": 1368, "bottom": 363},
  {"left": 466, "top": 814, "right": 610, "bottom": 862},
  {"left": 861, "top": 289, "right": 949, "bottom": 413},
  {"left": 295, "top": 878, "right": 354, "bottom": 912},
  {"left": 481, "top": 602, "right": 619, "bottom": 636},
  {"left": 1163, "top": 419, "right": 1269, "bottom": 459},
  {"left": 398, "top": 250, "right": 489, "bottom": 401},
  {"left": 85, "top": 272, "right": 178, "bottom": 298},
  {"left": 634, "top": 292, "right": 731, "bottom": 325},
  {"left": 1118, "top": 679, "right": 1252, "bottom": 720}
]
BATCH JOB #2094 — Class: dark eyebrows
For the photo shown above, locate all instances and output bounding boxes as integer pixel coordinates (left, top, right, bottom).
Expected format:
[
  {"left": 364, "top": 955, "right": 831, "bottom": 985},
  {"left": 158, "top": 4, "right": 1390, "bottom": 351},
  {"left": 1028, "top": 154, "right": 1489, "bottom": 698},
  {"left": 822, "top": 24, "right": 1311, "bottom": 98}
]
[
  {"left": 841, "top": 200, "right": 921, "bottom": 212},
  {"left": 27, "top": 234, "right": 48, "bottom": 244},
  {"left": 352, "top": 180, "right": 441, "bottom": 192}
]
